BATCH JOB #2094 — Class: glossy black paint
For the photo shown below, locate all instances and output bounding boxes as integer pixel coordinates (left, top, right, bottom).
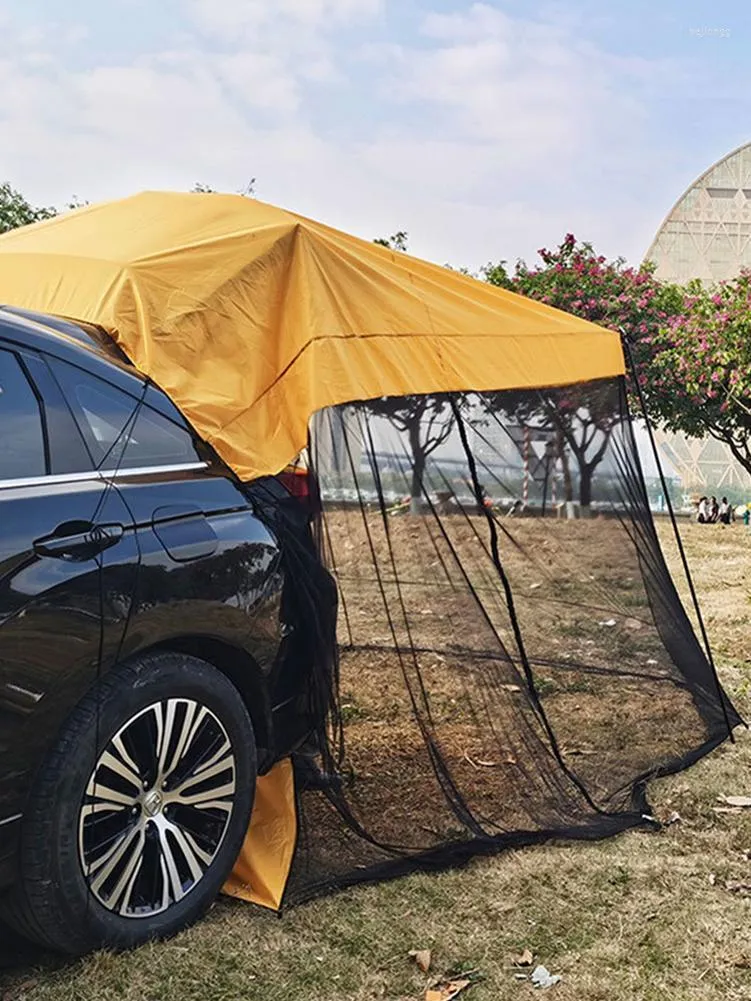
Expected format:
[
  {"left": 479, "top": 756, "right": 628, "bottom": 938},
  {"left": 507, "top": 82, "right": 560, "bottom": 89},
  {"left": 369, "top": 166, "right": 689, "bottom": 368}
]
[{"left": 0, "top": 308, "right": 324, "bottom": 892}]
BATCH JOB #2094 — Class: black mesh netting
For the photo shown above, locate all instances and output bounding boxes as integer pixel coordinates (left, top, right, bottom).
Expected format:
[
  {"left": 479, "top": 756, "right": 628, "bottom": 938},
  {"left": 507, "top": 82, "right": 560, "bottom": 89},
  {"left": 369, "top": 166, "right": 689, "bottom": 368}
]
[{"left": 279, "top": 377, "right": 741, "bottom": 906}]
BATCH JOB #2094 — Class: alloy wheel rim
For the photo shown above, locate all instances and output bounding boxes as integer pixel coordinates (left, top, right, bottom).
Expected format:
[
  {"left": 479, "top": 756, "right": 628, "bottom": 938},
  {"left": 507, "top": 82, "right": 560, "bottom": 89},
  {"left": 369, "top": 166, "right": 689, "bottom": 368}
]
[{"left": 78, "top": 698, "right": 236, "bottom": 918}]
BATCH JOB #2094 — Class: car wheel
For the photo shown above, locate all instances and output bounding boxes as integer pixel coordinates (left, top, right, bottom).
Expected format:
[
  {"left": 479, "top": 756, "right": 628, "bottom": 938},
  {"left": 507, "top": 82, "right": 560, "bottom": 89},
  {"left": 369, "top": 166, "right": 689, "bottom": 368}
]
[{"left": 1, "top": 651, "right": 256, "bottom": 955}]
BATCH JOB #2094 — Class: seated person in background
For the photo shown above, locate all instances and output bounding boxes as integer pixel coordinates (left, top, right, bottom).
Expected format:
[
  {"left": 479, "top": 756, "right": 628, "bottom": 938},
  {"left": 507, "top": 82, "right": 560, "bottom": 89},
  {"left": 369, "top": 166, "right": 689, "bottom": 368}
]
[{"left": 719, "top": 496, "right": 733, "bottom": 525}]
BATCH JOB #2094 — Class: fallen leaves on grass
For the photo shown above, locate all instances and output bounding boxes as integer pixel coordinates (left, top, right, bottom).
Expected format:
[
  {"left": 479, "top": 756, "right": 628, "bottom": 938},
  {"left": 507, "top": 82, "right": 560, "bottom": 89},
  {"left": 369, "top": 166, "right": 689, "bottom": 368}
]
[
  {"left": 409, "top": 949, "right": 432, "bottom": 973},
  {"left": 510, "top": 948, "right": 534, "bottom": 967},
  {"left": 425, "top": 965, "right": 486, "bottom": 999},
  {"left": 719, "top": 795, "right": 751, "bottom": 808},
  {"left": 425, "top": 979, "right": 471, "bottom": 1001}
]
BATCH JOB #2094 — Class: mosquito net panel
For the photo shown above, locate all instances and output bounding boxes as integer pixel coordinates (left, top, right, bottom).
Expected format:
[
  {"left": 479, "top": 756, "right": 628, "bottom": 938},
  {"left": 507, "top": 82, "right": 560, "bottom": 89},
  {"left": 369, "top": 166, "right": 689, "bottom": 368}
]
[{"left": 281, "top": 376, "right": 740, "bottom": 905}]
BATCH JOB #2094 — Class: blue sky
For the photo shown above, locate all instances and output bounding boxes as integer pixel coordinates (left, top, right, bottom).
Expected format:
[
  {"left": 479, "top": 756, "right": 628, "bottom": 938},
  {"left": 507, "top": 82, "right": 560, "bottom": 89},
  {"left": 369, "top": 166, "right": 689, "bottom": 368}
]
[{"left": 1, "top": 0, "right": 749, "bottom": 271}]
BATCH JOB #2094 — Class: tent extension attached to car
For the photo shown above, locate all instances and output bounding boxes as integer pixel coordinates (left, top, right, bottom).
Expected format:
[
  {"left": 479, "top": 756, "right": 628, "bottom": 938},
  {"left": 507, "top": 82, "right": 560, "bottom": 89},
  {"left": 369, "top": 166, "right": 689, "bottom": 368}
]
[
  {"left": 0, "top": 192, "right": 740, "bottom": 911},
  {"left": 0, "top": 191, "right": 622, "bottom": 482}
]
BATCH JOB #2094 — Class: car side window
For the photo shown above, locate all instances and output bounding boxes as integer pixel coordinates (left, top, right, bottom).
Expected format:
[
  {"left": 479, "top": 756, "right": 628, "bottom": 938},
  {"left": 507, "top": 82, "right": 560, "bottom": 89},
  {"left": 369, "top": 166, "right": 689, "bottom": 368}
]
[
  {"left": 0, "top": 348, "right": 47, "bottom": 480},
  {"left": 48, "top": 357, "right": 139, "bottom": 467},
  {"left": 111, "top": 406, "right": 202, "bottom": 470},
  {"left": 48, "top": 356, "right": 201, "bottom": 470}
]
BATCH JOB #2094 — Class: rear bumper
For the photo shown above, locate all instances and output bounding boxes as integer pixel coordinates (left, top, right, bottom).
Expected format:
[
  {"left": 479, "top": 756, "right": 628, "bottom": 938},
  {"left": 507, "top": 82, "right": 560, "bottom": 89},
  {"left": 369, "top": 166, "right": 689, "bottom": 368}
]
[{"left": 0, "top": 815, "right": 20, "bottom": 892}]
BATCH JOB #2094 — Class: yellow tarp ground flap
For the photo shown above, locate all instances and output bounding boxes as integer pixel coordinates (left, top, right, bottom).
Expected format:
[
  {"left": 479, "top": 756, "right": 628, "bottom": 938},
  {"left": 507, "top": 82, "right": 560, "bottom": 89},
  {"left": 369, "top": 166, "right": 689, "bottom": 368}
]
[
  {"left": 0, "top": 191, "right": 625, "bottom": 482},
  {"left": 222, "top": 758, "right": 297, "bottom": 911}
]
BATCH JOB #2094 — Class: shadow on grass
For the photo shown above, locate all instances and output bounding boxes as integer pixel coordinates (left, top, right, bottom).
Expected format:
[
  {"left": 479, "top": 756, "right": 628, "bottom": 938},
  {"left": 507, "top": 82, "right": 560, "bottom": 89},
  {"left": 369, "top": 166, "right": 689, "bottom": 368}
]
[{"left": 0, "top": 921, "right": 63, "bottom": 981}]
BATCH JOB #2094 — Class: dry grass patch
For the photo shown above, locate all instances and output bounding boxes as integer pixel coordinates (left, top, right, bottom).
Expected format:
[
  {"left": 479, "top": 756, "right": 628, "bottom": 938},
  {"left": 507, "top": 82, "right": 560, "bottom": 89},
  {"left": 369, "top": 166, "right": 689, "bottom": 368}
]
[{"left": 2, "top": 520, "right": 751, "bottom": 1000}]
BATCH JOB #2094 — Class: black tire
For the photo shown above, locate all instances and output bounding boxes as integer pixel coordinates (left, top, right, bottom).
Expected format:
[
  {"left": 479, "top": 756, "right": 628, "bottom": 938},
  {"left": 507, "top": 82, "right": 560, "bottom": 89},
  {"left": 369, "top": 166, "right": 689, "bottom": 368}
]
[{"left": 1, "top": 652, "right": 256, "bottom": 955}]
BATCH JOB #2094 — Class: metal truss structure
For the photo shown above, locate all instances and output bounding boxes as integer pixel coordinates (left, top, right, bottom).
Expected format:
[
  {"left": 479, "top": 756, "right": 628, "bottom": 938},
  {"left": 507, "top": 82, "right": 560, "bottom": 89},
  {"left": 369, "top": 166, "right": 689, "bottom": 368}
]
[{"left": 646, "top": 141, "right": 751, "bottom": 284}]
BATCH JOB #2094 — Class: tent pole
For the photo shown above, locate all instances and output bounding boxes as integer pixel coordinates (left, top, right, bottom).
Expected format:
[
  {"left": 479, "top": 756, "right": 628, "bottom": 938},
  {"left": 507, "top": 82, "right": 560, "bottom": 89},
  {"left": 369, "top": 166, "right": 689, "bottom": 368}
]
[{"left": 523, "top": 426, "right": 530, "bottom": 509}]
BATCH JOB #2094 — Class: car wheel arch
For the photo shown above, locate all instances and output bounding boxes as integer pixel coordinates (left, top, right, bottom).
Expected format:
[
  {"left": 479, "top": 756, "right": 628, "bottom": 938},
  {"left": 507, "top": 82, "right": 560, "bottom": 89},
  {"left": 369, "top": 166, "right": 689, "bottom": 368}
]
[{"left": 146, "top": 636, "right": 274, "bottom": 762}]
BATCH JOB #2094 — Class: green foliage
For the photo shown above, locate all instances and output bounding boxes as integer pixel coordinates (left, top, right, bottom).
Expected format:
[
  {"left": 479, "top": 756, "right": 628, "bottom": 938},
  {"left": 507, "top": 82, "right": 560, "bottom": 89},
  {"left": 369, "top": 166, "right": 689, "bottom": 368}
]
[
  {"left": 374, "top": 231, "right": 408, "bottom": 252},
  {"left": 193, "top": 180, "right": 256, "bottom": 196},
  {"left": 0, "top": 181, "right": 56, "bottom": 233}
]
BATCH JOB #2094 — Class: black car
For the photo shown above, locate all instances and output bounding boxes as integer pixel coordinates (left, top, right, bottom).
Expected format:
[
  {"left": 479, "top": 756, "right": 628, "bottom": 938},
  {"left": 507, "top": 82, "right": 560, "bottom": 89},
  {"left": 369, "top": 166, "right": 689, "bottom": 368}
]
[{"left": 0, "top": 306, "right": 335, "bottom": 955}]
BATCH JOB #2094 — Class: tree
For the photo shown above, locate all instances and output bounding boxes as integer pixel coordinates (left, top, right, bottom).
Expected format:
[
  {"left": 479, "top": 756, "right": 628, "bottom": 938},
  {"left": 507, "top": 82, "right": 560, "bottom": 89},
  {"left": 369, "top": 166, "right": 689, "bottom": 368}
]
[
  {"left": 192, "top": 179, "right": 256, "bottom": 196},
  {"left": 373, "top": 231, "right": 408, "bottom": 252},
  {"left": 646, "top": 272, "right": 751, "bottom": 476},
  {"left": 0, "top": 182, "right": 56, "bottom": 234},
  {"left": 483, "top": 383, "right": 617, "bottom": 509},
  {"left": 366, "top": 394, "right": 456, "bottom": 513},
  {"left": 483, "top": 235, "right": 685, "bottom": 508}
]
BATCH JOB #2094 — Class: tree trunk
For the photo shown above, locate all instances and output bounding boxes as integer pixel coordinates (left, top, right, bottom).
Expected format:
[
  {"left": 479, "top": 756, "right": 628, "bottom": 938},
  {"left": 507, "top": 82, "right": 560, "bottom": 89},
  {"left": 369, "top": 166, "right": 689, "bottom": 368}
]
[
  {"left": 716, "top": 429, "right": 751, "bottom": 481},
  {"left": 579, "top": 463, "right": 593, "bottom": 509},
  {"left": 408, "top": 421, "right": 426, "bottom": 515},
  {"left": 557, "top": 430, "right": 573, "bottom": 503}
]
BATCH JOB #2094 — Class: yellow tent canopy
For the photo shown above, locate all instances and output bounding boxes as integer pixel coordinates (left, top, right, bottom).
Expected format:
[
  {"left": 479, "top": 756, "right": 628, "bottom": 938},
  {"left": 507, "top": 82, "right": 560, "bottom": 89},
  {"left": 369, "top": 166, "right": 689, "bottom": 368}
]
[{"left": 0, "top": 191, "right": 623, "bottom": 481}]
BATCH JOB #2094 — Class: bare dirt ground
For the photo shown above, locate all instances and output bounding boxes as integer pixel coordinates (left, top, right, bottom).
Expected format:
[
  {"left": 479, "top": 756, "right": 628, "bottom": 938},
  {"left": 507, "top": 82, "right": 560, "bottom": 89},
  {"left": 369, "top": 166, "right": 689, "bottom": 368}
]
[
  {"left": 323, "top": 509, "right": 715, "bottom": 844},
  {"left": 2, "top": 517, "right": 751, "bottom": 1001}
]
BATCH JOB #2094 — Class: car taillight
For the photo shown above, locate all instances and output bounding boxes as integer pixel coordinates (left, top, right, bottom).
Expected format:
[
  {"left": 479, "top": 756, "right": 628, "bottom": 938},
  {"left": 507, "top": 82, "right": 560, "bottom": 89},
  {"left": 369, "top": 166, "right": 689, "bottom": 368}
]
[
  {"left": 277, "top": 466, "right": 322, "bottom": 517},
  {"left": 278, "top": 468, "right": 311, "bottom": 499}
]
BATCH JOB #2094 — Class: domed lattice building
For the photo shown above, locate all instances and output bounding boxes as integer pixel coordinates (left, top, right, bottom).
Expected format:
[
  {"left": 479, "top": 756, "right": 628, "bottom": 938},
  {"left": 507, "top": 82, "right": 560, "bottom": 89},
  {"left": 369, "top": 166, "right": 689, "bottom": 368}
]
[{"left": 646, "top": 142, "right": 751, "bottom": 284}]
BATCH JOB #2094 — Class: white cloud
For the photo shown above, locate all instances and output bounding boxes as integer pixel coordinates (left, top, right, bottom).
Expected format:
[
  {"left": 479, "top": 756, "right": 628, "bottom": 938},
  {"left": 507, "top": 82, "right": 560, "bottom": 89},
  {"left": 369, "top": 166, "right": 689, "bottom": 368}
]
[
  {"left": 175, "top": 0, "right": 382, "bottom": 116},
  {"left": 213, "top": 51, "right": 302, "bottom": 114},
  {"left": 189, "top": 0, "right": 382, "bottom": 38},
  {"left": 377, "top": 3, "right": 676, "bottom": 171},
  {"left": 357, "top": 3, "right": 690, "bottom": 263},
  {"left": 0, "top": 0, "right": 698, "bottom": 273}
]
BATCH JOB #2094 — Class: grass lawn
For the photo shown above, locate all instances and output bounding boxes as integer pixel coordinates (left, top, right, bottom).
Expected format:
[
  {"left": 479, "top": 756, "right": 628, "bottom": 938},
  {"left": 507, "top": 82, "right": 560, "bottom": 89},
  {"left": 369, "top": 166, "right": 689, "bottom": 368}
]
[{"left": 2, "top": 519, "right": 751, "bottom": 1001}]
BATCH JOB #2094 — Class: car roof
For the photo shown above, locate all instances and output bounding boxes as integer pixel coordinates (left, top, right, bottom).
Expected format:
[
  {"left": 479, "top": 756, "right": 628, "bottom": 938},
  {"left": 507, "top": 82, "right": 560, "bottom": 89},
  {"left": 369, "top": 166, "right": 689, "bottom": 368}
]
[
  {"left": 0, "top": 306, "right": 207, "bottom": 432},
  {"left": 3, "top": 305, "right": 118, "bottom": 351},
  {"left": 0, "top": 306, "right": 144, "bottom": 396}
]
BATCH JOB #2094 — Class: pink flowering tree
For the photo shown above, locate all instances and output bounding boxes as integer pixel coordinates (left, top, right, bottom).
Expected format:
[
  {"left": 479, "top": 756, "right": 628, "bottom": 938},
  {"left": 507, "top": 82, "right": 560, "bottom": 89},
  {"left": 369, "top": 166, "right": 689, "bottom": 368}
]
[
  {"left": 483, "top": 235, "right": 685, "bottom": 508},
  {"left": 648, "top": 273, "right": 751, "bottom": 474}
]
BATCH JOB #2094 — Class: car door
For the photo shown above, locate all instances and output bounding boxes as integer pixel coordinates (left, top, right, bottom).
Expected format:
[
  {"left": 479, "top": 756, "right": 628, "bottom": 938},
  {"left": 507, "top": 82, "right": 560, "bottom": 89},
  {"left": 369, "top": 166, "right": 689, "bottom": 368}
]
[
  {"left": 0, "top": 345, "right": 139, "bottom": 827},
  {"left": 44, "top": 356, "right": 285, "bottom": 679}
]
